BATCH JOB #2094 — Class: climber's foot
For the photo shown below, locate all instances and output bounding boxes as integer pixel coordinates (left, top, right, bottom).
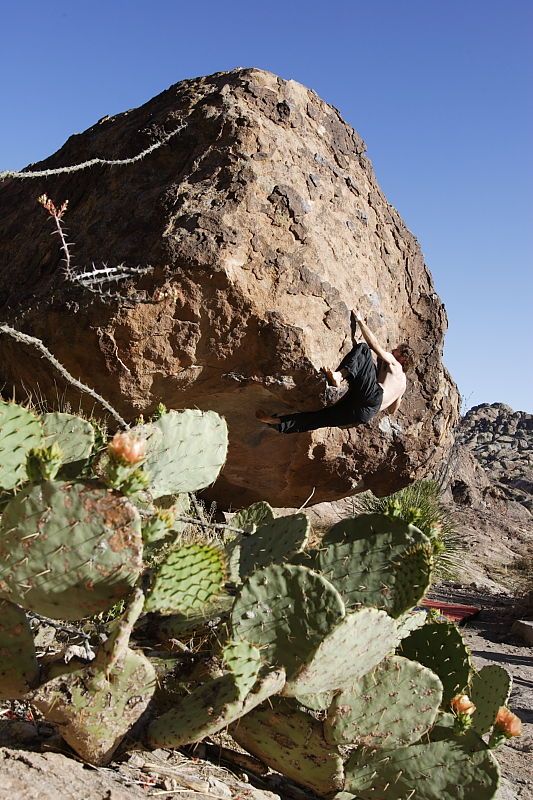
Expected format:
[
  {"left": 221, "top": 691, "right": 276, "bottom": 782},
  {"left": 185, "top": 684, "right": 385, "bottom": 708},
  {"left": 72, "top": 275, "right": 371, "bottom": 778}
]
[{"left": 256, "top": 409, "right": 279, "bottom": 425}]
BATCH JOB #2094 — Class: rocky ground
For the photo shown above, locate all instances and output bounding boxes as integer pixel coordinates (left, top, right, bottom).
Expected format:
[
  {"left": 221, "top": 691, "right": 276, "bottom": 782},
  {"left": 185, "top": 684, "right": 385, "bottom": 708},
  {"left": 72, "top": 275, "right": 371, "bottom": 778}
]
[{"left": 0, "top": 403, "right": 531, "bottom": 799}]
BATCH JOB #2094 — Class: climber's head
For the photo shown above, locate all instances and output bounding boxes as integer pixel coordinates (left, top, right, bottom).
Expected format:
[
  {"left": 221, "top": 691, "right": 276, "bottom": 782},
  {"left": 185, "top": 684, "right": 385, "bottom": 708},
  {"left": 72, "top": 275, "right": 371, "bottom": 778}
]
[{"left": 392, "top": 344, "right": 415, "bottom": 373}]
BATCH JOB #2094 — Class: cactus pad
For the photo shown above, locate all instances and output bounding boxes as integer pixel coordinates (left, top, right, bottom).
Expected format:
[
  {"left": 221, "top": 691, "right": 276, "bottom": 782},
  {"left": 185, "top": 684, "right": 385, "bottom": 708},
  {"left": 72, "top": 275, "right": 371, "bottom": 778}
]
[
  {"left": 344, "top": 733, "right": 500, "bottom": 799},
  {"left": 399, "top": 621, "right": 472, "bottom": 707},
  {"left": 0, "top": 599, "right": 39, "bottom": 698},
  {"left": 294, "top": 689, "right": 337, "bottom": 711},
  {"left": 147, "top": 665, "right": 285, "bottom": 748},
  {"left": 144, "top": 543, "right": 226, "bottom": 615},
  {"left": 0, "top": 480, "right": 143, "bottom": 619},
  {"left": 33, "top": 632, "right": 154, "bottom": 766},
  {"left": 135, "top": 409, "right": 228, "bottom": 498},
  {"left": 223, "top": 640, "right": 262, "bottom": 698},
  {"left": 323, "top": 511, "right": 423, "bottom": 545},
  {"left": 0, "top": 400, "right": 43, "bottom": 490},
  {"left": 42, "top": 412, "right": 95, "bottom": 477},
  {"left": 230, "top": 697, "right": 345, "bottom": 795},
  {"left": 32, "top": 589, "right": 155, "bottom": 765},
  {"left": 152, "top": 595, "right": 233, "bottom": 643},
  {"left": 230, "top": 564, "right": 345, "bottom": 680},
  {"left": 285, "top": 608, "right": 398, "bottom": 696},
  {"left": 308, "top": 516, "right": 433, "bottom": 617},
  {"left": 395, "top": 609, "right": 428, "bottom": 640},
  {"left": 228, "top": 513, "right": 310, "bottom": 583},
  {"left": 470, "top": 664, "right": 512, "bottom": 736},
  {"left": 325, "top": 655, "right": 443, "bottom": 748},
  {"left": 231, "top": 501, "right": 275, "bottom": 533}
]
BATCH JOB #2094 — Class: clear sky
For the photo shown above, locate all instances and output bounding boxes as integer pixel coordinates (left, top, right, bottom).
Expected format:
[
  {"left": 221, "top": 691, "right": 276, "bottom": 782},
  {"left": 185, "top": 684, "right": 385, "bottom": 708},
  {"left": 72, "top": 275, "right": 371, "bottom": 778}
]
[{"left": 1, "top": 1, "right": 531, "bottom": 413}]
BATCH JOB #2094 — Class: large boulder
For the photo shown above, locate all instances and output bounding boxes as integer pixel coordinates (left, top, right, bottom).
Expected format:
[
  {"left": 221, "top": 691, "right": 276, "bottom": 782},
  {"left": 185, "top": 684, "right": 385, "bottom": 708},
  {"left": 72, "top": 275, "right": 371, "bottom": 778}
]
[{"left": 0, "top": 68, "right": 459, "bottom": 507}]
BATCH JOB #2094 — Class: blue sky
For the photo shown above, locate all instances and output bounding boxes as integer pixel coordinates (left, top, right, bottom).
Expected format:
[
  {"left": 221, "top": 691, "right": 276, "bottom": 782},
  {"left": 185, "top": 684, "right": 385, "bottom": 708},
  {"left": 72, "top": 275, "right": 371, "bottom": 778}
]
[{"left": 1, "top": 1, "right": 531, "bottom": 412}]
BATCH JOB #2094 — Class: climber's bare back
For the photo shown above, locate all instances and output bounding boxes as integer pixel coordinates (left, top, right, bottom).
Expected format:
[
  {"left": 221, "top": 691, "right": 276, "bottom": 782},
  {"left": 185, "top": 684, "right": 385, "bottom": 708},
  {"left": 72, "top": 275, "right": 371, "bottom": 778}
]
[{"left": 377, "top": 356, "right": 406, "bottom": 411}]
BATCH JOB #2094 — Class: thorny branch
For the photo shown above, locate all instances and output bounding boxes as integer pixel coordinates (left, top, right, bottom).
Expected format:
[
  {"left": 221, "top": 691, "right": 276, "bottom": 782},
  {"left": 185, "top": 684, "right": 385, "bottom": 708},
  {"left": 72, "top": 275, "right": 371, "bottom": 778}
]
[
  {"left": 27, "top": 611, "right": 92, "bottom": 642},
  {"left": 38, "top": 194, "right": 154, "bottom": 301},
  {"left": 173, "top": 514, "right": 248, "bottom": 537},
  {"left": 0, "top": 124, "right": 187, "bottom": 181},
  {"left": 0, "top": 324, "right": 128, "bottom": 428}
]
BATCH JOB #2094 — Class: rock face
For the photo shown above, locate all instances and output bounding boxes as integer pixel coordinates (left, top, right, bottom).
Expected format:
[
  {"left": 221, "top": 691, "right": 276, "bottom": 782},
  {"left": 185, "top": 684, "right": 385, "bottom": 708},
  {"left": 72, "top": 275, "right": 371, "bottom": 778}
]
[
  {"left": 0, "top": 68, "right": 458, "bottom": 507},
  {"left": 456, "top": 403, "right": 532, "bottom": 515}
]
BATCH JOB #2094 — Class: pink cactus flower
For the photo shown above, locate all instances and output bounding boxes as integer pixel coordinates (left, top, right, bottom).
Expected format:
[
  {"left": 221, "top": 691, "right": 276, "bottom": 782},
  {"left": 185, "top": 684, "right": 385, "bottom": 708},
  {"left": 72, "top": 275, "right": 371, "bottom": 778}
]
[
  {"left": 108, "top": 432, "right": 146, "bottom": 464},
  {"left": 494, "top": 707, "right": 522, "bottom": 738},
  {"left": 450, "top": 694, "right": 476, "bottom": 716}
]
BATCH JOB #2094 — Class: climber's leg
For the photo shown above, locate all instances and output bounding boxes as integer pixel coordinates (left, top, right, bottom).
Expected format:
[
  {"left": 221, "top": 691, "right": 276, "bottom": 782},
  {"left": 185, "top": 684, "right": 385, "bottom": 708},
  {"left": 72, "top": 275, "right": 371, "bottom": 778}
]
[
  {"left": 274, "top": 406, "right": 353, "bottom": 434},
  {"left": 256, "top": 409, "right": 281, "bottom": 425},
  {"left": 273, "top": 394, "right": 379, "bottom": 434}
]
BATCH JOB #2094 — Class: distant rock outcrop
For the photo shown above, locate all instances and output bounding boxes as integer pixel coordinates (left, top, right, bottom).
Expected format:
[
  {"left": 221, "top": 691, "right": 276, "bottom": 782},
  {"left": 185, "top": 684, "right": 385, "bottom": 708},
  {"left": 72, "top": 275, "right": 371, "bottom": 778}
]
[
  {"left": 456, "top": 403, "right": 532, "bottom": 515},
  {"left": 0, "top": 68, "right": 459, "bottom": 507}
]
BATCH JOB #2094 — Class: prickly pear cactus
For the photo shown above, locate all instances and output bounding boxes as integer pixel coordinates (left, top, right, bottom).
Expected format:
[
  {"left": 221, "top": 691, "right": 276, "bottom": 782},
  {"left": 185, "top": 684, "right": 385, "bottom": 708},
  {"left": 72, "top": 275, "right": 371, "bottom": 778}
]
[
  {"left": 0, "top": 599, "right": 39, "bottom": 698},
  {"left": 227, "top": 513, "right": 310, "bottom": 583},
  {"left": 0, "top": 481, "right": 143, "bottom": 619},
  {"left": 294, "top": 689, "right": 337, "bottom": 711},
  {"left": 147, "top": 664, "right": 286, "bottom": 749},
  {"left": 32, "top": 590, "right": 156, "bottom": 765},
  {"left": 230, "top": 696, "right": 345, "bottom": 795},
  {"left": 300, "top": 514, "right": 433, "bottom": 617},
  {"left": 144, "top": 543, "right": 226, "bottom": 615},
  {"left": 152, "top": 595, "right": 234, "bottom": 644},
  {"left": 344, "top": 731, "right": 500, "bottom": 799},
  {"left": 284, "top": 608, "right": 398, "bottom": 697},
  {"left": 399, "top": 621, "right": 472, "bottom": 707},
  {"left": 41, "top": 412, "right": 95, "bottom": 477},
  {"left": 222, "top": 640, "right": 262, "bottom": 697},
  {"left": 470, "top": 664, "right": 512, "bottom": 736},
  {"left": 141, "top": 493, "right": 192, "bottom": 559},
  {"left": 325, "top": 655, "right": 443, "bottom": 748},
  {"left": 230, "top": 501, "right": 275, "bottom": 533},
  {"left": 323, "top": 512, "right": 422, "bottom": 545},
  {"left": 134, "top": 409, "right": 228, "bottom": 498},
  {"left": 395, "top": 609, "right": 428, "bottom": 640},
  {"left": 0, "top": 400, "right": 43, "bottom": 490},
  {"left": 231, "top": 564, "right": 345, "bottom": 680}
]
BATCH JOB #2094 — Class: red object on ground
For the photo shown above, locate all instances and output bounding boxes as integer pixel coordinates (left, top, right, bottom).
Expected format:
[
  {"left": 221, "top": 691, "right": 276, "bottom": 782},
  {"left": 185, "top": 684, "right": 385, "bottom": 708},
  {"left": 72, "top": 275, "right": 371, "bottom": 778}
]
[{"left": 421, "top": 599, "right": 480, "bottom": 624}]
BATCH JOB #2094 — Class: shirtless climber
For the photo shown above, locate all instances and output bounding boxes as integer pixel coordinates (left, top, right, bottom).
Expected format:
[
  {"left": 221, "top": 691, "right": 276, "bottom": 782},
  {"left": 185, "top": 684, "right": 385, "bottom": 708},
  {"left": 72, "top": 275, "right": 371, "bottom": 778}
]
[{"left": 256, "top": 312, "right": 413, "bottom": 434}]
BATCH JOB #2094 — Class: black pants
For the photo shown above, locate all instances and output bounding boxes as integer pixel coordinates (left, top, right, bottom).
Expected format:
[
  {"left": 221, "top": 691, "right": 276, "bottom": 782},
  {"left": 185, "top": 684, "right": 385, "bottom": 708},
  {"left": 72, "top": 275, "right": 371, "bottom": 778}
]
[{"left": 275, "top": 343, "right": 383, "bottom": 434}]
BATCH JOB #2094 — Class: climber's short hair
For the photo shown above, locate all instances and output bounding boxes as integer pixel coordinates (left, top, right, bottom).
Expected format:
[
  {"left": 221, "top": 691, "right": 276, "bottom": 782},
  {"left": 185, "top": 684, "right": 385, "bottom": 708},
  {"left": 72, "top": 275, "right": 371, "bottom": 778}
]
[{"left": 394, "top": 343, "right": 415, "bottom": 373}]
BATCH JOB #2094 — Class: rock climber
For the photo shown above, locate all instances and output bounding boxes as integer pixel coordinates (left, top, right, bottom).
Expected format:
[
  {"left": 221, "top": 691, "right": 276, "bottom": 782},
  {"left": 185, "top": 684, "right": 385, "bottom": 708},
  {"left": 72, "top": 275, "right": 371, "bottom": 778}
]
[{"left": 256, "top": 311, "right": 413, "bottom": 434}]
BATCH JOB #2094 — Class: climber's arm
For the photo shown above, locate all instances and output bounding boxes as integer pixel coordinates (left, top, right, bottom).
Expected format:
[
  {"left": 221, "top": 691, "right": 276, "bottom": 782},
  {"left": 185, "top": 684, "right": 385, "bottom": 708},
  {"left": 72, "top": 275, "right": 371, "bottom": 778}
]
[{"left": 355, "top": 314, "right": 396, "bottom": 365}]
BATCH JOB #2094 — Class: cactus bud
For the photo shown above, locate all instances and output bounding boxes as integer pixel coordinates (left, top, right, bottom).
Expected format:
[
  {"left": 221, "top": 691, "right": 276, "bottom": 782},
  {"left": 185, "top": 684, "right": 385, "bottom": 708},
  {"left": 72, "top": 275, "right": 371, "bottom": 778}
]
[
  {"left": 26, "top": 442, "right": 64, "bottom": 481},
  {"left": 151, "top": 403, "right": 168, "bottom": 420},
  {"left": 450, "top": 693, "right": 476, "bottom": 733},
  {"left": 117, "top": 467, "right": 149, "bottom": 496},
  {"left": 106, "top": 433, "right": 148, "bottom": 494},
  {"left": 142, "top": 508, "right": 175, "bottom": 545}
]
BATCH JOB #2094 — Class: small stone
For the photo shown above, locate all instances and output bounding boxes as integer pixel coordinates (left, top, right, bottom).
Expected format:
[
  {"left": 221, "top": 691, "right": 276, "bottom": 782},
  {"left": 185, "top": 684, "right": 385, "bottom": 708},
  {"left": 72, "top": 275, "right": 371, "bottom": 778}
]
[{"left": 511, "top": 620, "right": 533, "bottom": 646}]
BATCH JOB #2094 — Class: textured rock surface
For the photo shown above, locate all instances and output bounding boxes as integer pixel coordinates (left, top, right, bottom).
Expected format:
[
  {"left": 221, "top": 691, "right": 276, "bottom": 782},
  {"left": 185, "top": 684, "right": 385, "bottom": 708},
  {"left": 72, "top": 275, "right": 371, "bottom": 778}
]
[
  {"left": 456, "top": 403, "right": 532, "bottom": 514},
  {"left": 0, "top": 68, "right": 458, "bottom": 506}
]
